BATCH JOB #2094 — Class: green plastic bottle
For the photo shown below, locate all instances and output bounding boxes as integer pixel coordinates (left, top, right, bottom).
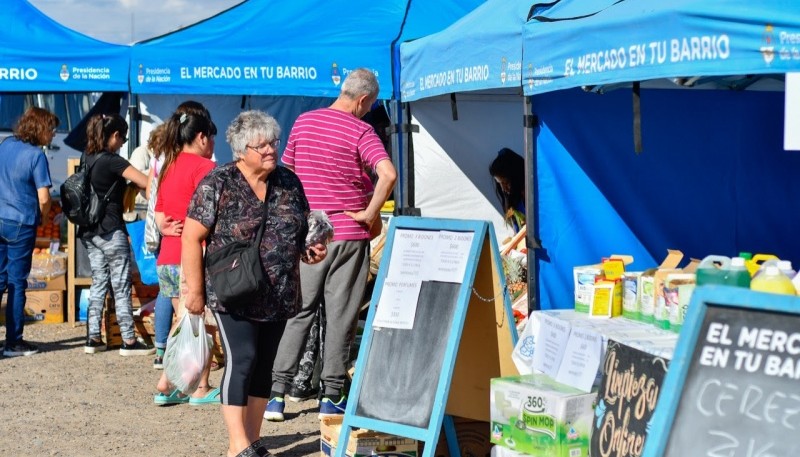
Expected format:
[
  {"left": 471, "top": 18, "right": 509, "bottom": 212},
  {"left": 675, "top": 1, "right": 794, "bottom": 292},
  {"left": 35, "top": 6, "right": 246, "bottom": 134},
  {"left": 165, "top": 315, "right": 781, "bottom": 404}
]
[
  {"left": 696, "top": 255, "right": 730, "bottom": 286},
  {"left": 725, "top": 257, "right": 751, "bottom": 288}
]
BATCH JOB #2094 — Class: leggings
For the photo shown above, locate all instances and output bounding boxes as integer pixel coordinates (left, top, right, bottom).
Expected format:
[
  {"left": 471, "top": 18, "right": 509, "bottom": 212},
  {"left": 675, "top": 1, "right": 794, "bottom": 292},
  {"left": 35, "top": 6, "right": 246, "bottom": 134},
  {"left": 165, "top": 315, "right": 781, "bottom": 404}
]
[{"left": 214, "top": 311, "right": 286, "bottom": 406}]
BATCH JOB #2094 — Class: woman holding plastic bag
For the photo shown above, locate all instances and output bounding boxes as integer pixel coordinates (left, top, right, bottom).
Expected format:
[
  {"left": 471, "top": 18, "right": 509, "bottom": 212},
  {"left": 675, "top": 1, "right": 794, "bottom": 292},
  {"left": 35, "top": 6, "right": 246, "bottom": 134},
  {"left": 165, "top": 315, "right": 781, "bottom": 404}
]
[{"left": 182, "top": 110, "right": 328, "bottom": 457}]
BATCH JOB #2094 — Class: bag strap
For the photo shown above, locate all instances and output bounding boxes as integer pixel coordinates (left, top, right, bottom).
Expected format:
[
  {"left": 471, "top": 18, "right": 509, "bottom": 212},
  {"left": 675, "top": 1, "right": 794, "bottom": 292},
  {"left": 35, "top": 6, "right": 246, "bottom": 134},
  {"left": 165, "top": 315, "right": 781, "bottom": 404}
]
[
  {"left": 252, "top": 175, "right": 273, "bottom": 247},
  {"left": 85, "top": 153, "right": 120, "bottom": 204}
]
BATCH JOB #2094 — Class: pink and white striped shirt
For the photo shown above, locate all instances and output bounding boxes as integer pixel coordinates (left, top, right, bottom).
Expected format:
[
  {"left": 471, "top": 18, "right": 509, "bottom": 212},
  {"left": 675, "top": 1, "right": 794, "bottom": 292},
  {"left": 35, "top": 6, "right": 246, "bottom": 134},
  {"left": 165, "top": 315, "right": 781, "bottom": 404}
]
[{"left": 282, "top": 108, "right": 389, "bottom": 241}]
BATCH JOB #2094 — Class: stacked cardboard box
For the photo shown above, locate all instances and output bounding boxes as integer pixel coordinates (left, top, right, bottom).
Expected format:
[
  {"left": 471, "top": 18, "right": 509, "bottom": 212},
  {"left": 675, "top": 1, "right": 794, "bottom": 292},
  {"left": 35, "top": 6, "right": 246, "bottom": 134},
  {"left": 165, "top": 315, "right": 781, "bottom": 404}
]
[{"left": 0, "top": 275, "right": 65, "bottom": 324}]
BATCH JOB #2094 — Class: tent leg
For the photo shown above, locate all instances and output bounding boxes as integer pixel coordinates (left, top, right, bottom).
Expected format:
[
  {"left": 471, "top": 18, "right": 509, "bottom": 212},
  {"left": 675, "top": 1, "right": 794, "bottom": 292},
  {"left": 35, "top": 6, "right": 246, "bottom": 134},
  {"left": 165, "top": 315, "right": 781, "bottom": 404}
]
[{"left": 524, "top": 96, "right": 540, "bottom": 313}]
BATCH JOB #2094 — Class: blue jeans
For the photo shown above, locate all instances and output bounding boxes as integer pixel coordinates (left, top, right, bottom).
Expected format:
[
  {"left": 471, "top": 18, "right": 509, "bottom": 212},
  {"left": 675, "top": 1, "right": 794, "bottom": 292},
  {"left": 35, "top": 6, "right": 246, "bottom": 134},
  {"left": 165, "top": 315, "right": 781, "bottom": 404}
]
[
  {"left": 154, "top": 292, "right": 173, "bottom": 349},
  {"left": 0, "top": 219, "right": 37, "bottom": 345}
]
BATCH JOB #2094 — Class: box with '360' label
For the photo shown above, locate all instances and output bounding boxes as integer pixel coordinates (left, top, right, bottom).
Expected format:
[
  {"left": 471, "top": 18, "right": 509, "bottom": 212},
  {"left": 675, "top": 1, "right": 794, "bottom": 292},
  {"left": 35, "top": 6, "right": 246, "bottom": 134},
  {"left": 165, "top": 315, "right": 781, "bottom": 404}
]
[{"left": 490, "top": 374, "right": 595, "bottom": 457}]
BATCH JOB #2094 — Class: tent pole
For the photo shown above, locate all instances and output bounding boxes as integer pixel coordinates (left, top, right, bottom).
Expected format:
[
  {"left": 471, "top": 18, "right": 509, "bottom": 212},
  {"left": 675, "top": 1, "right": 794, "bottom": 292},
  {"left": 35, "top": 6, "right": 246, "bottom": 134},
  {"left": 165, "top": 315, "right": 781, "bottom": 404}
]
[
  {"left": 524, "top": 96, "right": 540, "bottom": 313},
  {"left": 391, "top": 100, "right": 420, "bottom": 216}
]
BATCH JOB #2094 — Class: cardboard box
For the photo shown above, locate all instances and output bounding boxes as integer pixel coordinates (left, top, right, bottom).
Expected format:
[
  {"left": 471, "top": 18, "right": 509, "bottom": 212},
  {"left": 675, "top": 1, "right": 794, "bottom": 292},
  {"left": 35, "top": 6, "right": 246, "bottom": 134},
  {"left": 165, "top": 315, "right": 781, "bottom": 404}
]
[
  {"left": 0, "top": 275, "right": 66, "bottom": 324},
  {"left": 573, "top": 255, "right": 633, "bottom": 313},
  {"left": 320, "top": 416, "right": 418, "bottom": 457},
  {"left": 639, "top": 250, "right": 683, "bottom": 324},
  {"left": 589, "top": 279, "right": 622, "bottom": 318},
  {"left": 490, "top": 374, "right": 595, "bottom": 457}
]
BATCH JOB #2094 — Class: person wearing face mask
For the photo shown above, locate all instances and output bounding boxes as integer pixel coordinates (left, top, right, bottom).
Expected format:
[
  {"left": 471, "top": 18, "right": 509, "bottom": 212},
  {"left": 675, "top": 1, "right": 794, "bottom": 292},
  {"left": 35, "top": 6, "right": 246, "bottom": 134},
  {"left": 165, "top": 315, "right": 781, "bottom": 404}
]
[{"left": 79, "top": 113, "right": 152, "bottom": 356}]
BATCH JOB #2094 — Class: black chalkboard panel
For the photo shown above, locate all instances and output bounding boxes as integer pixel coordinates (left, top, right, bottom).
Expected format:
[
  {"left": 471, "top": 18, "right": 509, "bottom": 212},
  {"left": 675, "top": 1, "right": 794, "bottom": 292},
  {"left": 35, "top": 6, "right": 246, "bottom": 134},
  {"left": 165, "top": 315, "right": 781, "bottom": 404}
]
[
  {"left": 591, "top": 340, "right": 669, "bottom": 457},
  {"left": 663, "top": 304, "right": 800, "bottom": 456},
  {"left": 354, "top": 281, "right": 461, "bottom": 429}
]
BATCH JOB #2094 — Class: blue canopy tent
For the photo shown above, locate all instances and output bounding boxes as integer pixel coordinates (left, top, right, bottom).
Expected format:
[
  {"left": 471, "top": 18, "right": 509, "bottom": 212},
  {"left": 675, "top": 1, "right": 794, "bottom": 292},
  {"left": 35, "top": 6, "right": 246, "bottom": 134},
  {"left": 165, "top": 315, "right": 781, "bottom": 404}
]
[
  {"left": 0, "top": 0, "right": 131, "bottom": 189},
  {"left": 522, "top": 0, "right": 800, "bottom": 310},
  {"left": 129, "top": 0, "right": 483, "bottom": 168},
  {"left": 0, "top": 0, "right": 129, "bottom": 92},
  {"left": 396, "top": 0, "right": 533, "bottom": 242}
]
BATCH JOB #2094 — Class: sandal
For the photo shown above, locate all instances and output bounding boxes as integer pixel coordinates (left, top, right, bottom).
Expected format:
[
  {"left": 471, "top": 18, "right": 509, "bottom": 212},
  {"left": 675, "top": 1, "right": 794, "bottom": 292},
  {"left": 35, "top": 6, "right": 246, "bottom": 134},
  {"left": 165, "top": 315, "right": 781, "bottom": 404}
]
[
  {"left": 189, "top": 387, "right": 221, "bottom": 406},
  {"left": 154, "top": 389, "right": 189, "bottom": 406}
]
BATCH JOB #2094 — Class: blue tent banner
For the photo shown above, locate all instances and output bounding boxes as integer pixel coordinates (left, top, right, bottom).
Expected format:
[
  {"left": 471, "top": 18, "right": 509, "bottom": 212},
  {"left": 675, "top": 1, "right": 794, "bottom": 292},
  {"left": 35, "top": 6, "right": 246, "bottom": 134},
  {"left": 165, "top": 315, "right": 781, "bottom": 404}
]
[
  {"left": 0, "top": 0, "right": 129, "bottom": 92},
  {"left": 400, "top": 0, "right": 529, "bottom": 101},
  {"left": 523, "top": 0, "right": 800, "bottom": 95},
  {"left": 131, "top": 0, "right": 483, "bottom": 98}
]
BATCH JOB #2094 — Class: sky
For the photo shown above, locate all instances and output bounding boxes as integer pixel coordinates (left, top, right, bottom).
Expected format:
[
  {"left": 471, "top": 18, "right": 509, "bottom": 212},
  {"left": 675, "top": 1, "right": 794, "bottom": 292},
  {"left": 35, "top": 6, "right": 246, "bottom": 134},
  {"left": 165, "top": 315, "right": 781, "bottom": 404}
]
[{"left": 28, "top": 0, "right": 243, "bottom": 44}]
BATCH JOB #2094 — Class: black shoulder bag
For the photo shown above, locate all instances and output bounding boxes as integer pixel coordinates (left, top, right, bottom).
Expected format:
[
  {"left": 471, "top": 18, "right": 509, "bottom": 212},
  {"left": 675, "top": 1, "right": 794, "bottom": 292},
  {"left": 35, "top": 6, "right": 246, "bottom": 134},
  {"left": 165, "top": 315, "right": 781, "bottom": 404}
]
[{"left": 205, "top": 188, "right": 270, "bottom": 308}]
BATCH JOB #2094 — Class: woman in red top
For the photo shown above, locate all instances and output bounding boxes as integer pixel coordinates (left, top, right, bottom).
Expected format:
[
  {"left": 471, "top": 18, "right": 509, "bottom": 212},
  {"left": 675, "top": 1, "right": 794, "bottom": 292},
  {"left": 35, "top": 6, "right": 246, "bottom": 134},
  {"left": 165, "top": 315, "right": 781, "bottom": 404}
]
[{"left": 152, "top": 104, "right": 218, "bottom": 406}]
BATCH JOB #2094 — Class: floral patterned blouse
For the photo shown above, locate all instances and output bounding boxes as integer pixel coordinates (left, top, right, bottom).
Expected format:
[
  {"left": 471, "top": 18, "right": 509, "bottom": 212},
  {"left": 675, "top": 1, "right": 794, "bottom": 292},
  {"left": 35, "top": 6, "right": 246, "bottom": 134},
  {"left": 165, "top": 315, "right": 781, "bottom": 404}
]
[{"left": 187, "top": 162, "right": 309, "bottom": 321}]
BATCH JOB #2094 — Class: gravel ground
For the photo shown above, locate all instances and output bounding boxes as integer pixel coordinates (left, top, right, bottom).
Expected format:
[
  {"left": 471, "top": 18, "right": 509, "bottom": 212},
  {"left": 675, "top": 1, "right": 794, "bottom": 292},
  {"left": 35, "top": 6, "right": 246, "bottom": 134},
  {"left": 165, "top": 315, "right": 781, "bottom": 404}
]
[{"left": 0, "top": 322, "right": 321, "bottom": 457}]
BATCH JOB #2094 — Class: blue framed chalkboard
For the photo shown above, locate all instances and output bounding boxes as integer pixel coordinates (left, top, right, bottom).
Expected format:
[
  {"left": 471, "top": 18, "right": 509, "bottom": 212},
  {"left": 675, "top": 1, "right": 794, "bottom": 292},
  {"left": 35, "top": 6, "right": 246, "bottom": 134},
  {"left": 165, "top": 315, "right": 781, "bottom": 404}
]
[
  {"left": 335, "top": 216, "right": 519, "bottom": 457},
  {"left": 644, "top": 285, "right": 800, "bottom": 457}
]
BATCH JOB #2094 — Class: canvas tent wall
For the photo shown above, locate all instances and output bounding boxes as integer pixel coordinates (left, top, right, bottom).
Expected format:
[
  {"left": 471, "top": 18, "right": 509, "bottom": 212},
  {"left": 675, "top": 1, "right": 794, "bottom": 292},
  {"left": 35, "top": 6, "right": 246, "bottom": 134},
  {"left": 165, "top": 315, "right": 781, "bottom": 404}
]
[
  {"left": 522, "top": 0, "right": 800, "bottom": 310},
  {"left": 398, "top": 0, "right": 534, "bottom": 244},
  {"left": 129, "top": 0, "right": 484, "bottom": 165}
]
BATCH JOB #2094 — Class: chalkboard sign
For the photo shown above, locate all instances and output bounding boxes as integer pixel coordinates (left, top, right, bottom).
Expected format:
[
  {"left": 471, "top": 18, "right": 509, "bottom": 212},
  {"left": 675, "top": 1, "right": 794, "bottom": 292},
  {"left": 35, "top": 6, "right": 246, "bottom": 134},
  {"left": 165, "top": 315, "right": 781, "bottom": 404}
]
[
  {"left": 335, "top": 217, "right": 518, "bottom": 457},
  {"left": 591, "top": 340, "right": 668, "bottom": 457},
  {"left": 356, "top": 281, "right": 460, "bottom": 428},
  {"left": 644, "top": 286, "right": 800, "bottom": 457}
]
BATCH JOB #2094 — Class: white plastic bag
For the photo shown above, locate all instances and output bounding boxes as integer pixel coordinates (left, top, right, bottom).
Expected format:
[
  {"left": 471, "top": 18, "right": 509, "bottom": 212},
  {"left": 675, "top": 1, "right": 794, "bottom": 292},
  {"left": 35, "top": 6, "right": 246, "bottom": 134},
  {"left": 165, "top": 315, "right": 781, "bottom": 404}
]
[{"left": 163, "top": 313, "right": 212, "bottom": 395}]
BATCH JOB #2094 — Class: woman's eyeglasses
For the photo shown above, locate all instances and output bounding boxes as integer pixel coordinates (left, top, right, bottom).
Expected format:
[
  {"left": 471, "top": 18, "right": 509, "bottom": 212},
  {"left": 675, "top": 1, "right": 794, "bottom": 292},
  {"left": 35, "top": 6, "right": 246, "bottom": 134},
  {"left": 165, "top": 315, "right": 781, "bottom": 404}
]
[{"left": 247, "top": 139, "right": 281, "bottom": 153}]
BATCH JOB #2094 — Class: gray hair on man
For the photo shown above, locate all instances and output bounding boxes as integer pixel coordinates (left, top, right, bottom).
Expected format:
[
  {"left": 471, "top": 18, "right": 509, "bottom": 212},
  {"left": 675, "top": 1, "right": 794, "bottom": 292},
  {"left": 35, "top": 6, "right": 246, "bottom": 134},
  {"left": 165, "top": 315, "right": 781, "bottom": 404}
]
[
  {"left": 341, "top": 68, "right": 379, "bottom": 100},
  {"left": 226, "top": 110, "right": 281, "bottom": 160}
]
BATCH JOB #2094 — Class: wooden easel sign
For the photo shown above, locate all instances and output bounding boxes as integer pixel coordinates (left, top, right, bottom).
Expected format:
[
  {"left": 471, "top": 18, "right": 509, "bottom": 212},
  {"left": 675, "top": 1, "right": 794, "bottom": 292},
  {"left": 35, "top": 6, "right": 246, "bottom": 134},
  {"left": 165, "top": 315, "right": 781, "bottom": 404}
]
[
  {"left": 335, "top": 217, "right": 518, "bottom": 457},
  {"left": 643, "top": 285, "right": 800, "bottom": 457}
]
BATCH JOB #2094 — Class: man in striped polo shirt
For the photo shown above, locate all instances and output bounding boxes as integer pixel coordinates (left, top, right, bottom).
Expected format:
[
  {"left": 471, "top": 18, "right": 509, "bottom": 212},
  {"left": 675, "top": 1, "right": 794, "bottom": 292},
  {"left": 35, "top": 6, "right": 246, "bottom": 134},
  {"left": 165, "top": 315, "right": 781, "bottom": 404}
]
[{"left": 267, "top": 68, "right": 397, "bottom": 420}]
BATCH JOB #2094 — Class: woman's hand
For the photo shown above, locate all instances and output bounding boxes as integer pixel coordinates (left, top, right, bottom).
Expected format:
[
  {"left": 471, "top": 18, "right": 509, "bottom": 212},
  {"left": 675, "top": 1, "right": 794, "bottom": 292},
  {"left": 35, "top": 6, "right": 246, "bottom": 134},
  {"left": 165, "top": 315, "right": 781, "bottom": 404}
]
[
  {"left": 160, "top": 216, "right": 184, "bottom": 236},
  {"left": 183, "top": 290, "right": 206, "bottom": 315},
  {"left": 302, "top": 243, "right": 327, "bottom": 264}
]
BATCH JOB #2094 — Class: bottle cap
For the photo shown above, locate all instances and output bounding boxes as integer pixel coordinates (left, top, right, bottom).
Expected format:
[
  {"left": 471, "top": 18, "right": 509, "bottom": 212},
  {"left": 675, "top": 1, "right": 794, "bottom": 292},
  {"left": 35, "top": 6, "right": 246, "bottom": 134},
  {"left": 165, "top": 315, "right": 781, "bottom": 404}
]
[
  {"left": 778, "top": 260, "right": 793, "bottom": 271},
  {"left": 764, "top": 265, "right": 780, "bottom": 276},
  {"left": 731, "top": 257, "right": 746, "bottom": 267}
]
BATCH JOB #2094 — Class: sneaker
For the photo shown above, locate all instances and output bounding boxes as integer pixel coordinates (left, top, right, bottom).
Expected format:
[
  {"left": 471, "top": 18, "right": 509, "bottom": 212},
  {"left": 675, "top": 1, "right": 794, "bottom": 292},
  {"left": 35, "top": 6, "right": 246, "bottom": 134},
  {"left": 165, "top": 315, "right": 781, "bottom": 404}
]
[
  {"left": 263, "top": 397, "right": 285, "bottom": 422},
  {"left": 153, "top": 355, "right": 164, "bottom": 369},
  {"left": 287, "top": 384, "right": 319, "bottom": 403},
  {"left": 3, "top": 340, "right": 39, "bottom": 357},
  {"left": 119, "top": 339, "right": 156, "bottom": 356},
  {"left": 84, "top": 338, "right": 107, "bottom": 354},
  {"left": 318, "top": 395, "right": 347, "bottom": 418}
]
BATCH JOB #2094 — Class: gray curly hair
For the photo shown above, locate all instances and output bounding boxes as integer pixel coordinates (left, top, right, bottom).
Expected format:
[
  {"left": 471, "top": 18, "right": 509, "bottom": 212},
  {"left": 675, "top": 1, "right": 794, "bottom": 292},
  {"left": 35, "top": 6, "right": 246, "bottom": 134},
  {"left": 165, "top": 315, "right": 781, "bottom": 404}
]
[{"left": 226, "top": 110, "right": 281, "bottom": 160}]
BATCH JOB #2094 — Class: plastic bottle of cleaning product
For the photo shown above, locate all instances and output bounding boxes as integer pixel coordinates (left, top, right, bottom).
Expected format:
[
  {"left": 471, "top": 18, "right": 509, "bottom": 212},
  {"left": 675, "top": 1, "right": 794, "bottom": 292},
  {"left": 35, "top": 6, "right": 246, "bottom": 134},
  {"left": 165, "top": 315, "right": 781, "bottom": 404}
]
[
  {"left": 726, "top": 257, "right": 751, "bottom": 288},
  {"left": 751, "top": 259, "right": 780, "bottom": 280},
  {"left": 750, "top": 265, "right": 797, "bottom": 295},
  {"left": 777, "top": 260, "right": 796, "bottom": 279},
  {"left": 746, "top": 253, "right": 779, "bottom": 277},
  {"left": 695, "top": 255, "right": 730, "bottom": 286}
]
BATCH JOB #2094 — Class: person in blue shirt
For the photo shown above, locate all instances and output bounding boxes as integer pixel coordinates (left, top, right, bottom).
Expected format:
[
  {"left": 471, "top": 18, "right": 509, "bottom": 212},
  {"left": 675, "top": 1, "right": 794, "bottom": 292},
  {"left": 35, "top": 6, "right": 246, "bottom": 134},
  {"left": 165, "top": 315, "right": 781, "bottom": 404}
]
[
  {"left": 0, "top": 107, "right": 59, "bottom": 357},
  {"left": 489, "top": 148, "right": 526, "bottom": 232}
]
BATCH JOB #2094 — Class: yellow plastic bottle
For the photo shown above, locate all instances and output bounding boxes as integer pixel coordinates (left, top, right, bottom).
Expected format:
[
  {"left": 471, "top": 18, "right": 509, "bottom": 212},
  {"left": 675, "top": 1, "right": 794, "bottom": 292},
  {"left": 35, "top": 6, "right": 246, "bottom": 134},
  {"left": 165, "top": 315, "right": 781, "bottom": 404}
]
[
  {"left": 745, "top": 253, "right": 779, "bottom": 277},
  {"left": 750, "top": 265, "right": 796, "bottom": 295}
]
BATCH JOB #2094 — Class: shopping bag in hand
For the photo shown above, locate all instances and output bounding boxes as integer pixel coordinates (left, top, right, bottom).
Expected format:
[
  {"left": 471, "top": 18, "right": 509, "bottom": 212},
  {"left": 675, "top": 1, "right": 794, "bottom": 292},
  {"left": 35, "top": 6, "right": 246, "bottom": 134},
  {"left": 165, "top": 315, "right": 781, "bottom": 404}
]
[{"left": 163, "top": 313, "right": 212, "bottom": 395}]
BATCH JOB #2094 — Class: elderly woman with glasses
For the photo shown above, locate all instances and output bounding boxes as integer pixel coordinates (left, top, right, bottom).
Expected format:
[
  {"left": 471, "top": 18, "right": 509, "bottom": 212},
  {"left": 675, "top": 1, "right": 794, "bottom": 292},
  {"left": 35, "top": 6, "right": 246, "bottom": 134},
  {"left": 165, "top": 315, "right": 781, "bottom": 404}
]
[{"left": 181, "top": 110, "right": 327, "bottom": 457}]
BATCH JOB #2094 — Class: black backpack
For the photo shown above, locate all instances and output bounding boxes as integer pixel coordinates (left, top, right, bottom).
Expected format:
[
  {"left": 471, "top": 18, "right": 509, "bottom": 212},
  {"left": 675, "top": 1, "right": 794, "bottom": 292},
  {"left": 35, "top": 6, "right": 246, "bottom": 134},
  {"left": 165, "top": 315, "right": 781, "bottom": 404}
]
[{"left": 60, "top": 154, "right": 118, "bottom": 227}]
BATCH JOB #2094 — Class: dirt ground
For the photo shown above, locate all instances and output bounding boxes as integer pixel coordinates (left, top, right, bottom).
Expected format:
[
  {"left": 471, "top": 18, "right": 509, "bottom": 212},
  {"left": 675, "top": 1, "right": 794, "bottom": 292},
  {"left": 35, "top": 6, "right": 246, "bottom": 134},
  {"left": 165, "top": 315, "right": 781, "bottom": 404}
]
[{"left": 0, "top": 322, "right": 321, "bottom": 457}]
